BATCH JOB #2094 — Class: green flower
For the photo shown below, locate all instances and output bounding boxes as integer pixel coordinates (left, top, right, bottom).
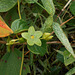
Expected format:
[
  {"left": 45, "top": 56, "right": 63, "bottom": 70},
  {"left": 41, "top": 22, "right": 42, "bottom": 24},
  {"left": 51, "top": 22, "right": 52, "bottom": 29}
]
[{"left": 21, "top": 26, "right": 43, "bottom": 46}]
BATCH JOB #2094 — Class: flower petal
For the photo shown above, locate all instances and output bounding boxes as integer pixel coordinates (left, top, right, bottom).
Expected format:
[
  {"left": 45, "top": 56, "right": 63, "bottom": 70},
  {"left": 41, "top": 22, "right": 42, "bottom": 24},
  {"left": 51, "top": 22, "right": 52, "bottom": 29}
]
[
  {"left": 34, "top": 39, "right": 42, "bottom": 46},
  {"left": 21, "top": 32, "right": 29, "bottom": 39},
  {"left": 28, "top": 26, "right": 35, "bottom": 35},
  {"left": 34, "top": 31, "right": 43, "bottom": 38},
  {"left": 27, "top": 39, "right": 34, "bottom": 46}
]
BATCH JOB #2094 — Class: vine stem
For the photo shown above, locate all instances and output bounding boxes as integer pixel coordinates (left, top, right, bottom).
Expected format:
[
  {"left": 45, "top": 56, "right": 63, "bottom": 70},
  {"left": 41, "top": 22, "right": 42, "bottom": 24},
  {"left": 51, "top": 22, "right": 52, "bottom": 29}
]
[
  {"left": 55, "top": 0, "right": 72, "bottom": 21},
  {"left": 17, "top": 0, "right": 21, "bottom": 19},
  {"left": 19, "top": 45, "right": 24, "bottom": 75}
]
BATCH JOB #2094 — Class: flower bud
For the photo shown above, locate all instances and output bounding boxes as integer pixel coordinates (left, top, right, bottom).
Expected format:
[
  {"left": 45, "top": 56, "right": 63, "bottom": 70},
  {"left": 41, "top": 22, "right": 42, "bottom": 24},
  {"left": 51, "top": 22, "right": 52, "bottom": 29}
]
[{"left": 42, "top": 33, "right": 53, "bottom": 40}]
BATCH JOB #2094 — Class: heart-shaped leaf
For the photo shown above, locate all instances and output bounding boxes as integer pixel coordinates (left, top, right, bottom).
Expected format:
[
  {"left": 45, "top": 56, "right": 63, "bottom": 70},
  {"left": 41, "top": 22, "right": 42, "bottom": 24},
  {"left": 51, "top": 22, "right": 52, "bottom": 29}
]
[{"left": 11, "top": 19, "right": 29, "bottom": 33}]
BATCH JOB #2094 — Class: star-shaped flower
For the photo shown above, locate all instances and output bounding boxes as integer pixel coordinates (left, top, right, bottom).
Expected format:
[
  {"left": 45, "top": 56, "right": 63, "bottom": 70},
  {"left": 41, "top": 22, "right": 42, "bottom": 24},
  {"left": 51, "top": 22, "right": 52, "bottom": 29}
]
[{"left": 21, "top": 26, "right": 43, "bottom": 46}]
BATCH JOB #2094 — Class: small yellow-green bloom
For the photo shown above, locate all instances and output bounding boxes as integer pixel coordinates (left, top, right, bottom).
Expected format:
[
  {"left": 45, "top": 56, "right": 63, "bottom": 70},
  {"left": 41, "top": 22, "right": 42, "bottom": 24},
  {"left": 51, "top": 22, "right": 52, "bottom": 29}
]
[{"left": 21, "top": 26, "right": 43, "bottom": 46}]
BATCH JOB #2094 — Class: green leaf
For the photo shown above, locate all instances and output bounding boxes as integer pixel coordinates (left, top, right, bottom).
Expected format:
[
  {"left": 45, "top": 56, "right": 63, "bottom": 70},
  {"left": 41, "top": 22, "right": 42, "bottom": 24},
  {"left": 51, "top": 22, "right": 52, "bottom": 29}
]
[
  {"left": 70, "top": 1, "right": 75, "bottom": 16},
  {"left": 27, "top": 40, "right": 47, "bottom": 56},
  {"left": 0, "top": 0, "right": 18, "bottom": 12},
  {"left": 41, "top": 16, "right": 53, "bottom": 33},
  {"left": 52, "top": 22, "right": 75, "bottom": 57},
  {"left": 0, "top": 49, "right": 30, "bottom": 75},
  {"left": 0, "top": 49, "right": 22, "bottom": 75},
  {"left": 41, "top": 0, "right": 55, "bottom": 15},
  {"left": 25, "top": 0, "right": 38, "bottom": 3},
  {"left": 64, "top": 50, "right": 75, "bottom": 66},
  {"left": 11, "top": 19, "right": 29, "bottom": 33},
  {"left": 5, "top": 6, "right": 19, "bottom": 25},
  {"left": 56, "top": 47, "right": 75, "bottom": 66},
  {"left": 65, "top": 67, "right": 75, "bottom": 75}
]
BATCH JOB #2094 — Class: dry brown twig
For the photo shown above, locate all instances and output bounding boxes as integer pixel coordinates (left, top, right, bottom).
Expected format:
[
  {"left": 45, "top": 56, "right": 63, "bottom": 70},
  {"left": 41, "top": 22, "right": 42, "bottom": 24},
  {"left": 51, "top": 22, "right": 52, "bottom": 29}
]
[{"left": 50, "top": 16, "right": 75, "bottom": 35}]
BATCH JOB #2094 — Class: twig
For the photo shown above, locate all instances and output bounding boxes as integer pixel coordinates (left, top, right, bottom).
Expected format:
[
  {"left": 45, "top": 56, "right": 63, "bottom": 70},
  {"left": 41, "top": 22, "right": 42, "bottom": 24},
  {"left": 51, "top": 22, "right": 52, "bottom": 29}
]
[
  {"left": 24, "top": 50, "right": 30, "bottom": 55},
  {"left": 62, "top": 3, "right": 72, "bottom": 20},
  {"left": 55, "top": 0, "right": 72, "bottom": 21},
  {"left": 0, "top": 41, "right": 6, "bottom": 44},
  {"left": 51, "top": 16, "right": 75, "bottom": 35},
  {"left": 60, "top": 16, "right": 75, "bottom": 26},
  {"left": 62, "top": 0, "right": 72, "bottom": 11},
  {"left": 47, "top": 41, "right": 61, "bottom": 44}
]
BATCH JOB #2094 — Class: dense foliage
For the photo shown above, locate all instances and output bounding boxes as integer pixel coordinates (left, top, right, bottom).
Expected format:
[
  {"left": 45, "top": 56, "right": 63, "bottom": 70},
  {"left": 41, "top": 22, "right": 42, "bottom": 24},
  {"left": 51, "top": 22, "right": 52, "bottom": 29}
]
[{"left": 0, "top": 0, "right": 75, "bottom": 75}]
